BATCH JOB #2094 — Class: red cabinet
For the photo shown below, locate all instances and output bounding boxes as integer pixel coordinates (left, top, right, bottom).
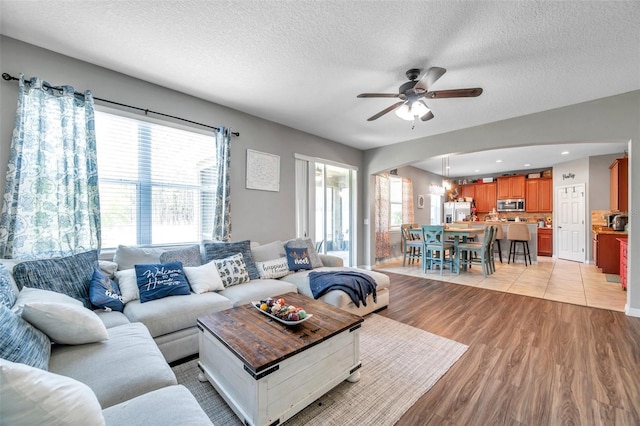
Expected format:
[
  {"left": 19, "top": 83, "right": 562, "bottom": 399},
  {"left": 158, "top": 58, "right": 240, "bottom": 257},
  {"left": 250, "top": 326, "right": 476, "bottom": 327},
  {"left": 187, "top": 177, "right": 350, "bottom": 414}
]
[
  {"left": 526, "top": 178, "right": 553, "bottom": 212},
  {"left": 593, "top": 232, "right": 627, "bottom": 274},
  {"left": 618, "top": 238, "right": 627, "bottom": 290},
  {"left": 538, "top": 227, "right": 553, "bottom": 257},
  {"left": 497, "top": 175, "right": 525, "bottom": 199}
]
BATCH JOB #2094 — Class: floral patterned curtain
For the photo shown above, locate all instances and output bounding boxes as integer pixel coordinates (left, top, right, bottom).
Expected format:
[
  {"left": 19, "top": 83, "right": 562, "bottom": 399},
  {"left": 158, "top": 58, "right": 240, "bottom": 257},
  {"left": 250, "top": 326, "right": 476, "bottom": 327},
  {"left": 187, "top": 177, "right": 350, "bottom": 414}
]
[
  {"left": 212, "top": 127, "right": 232, "bottom": 241},
  {"left": 0, "top": 74, "right": 100, "bottom": 259},
  {"left": 375, "top": 174, "right": 390, "bottom": 259},
  {"left": 402, "top": 177, "right": 415, "bottom": 224}
]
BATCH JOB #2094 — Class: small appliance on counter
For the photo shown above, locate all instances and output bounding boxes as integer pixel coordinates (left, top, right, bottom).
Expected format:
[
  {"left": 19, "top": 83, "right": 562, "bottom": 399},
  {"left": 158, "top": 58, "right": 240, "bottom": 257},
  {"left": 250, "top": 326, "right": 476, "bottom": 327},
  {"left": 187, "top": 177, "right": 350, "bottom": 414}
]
[{"left": 612, "top": 214, "right": 628, "bottom": 231}]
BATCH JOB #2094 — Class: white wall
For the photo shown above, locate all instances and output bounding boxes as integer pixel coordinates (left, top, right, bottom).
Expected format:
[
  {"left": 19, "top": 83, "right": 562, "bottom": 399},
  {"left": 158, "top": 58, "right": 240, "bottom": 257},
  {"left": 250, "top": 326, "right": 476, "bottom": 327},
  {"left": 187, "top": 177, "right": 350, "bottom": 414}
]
[{"left": 0, "top": 36, "right": 364, "bottom": 252}]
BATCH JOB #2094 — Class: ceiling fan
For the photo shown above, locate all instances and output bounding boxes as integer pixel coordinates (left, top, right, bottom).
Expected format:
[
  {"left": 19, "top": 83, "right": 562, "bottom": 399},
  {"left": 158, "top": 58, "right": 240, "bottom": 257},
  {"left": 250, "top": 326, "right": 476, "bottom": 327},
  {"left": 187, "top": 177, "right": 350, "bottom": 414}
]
[{"left": 357, "top": 67, "right": 483, "bottom": 124}]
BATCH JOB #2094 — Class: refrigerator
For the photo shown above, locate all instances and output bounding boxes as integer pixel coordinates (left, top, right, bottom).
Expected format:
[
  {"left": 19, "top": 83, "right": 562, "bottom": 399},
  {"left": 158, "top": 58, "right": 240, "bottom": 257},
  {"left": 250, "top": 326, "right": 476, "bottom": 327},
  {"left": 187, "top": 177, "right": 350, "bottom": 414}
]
[{"left": 444, "top": 202, "right": 472, "bottom": 223}]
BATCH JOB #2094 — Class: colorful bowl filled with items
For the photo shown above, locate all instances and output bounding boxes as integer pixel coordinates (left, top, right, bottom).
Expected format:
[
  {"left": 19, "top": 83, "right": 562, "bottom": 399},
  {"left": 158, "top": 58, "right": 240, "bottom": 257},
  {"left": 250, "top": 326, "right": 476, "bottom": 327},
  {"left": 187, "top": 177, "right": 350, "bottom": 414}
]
[{"left": 252, "top": 297, "right": 313, "bottom": 325}]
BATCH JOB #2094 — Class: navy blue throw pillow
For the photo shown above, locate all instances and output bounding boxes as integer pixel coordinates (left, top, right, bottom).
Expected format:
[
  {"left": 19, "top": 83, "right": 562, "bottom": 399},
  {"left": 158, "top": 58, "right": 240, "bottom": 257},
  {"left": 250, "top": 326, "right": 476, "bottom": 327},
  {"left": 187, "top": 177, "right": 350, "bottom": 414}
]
[
  {"left": 134, "top": 262, "right": 191, "bottom": 303},
  {"left": 285, "top": 247, "right": 313, "bottom": 271},
  {"left": 89, "top": 268, "right": 124, "bottom": 312}
]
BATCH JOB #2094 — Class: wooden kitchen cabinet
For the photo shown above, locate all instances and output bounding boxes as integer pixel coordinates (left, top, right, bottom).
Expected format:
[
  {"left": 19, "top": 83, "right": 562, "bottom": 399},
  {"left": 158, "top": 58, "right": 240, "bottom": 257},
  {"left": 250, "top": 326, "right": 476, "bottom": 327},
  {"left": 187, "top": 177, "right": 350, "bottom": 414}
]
[
  {"left": 460, "top": 184, "right": 475, "bottom": 200},
  {"left": 497, "top": 175, "right": 525, "bottom": 199},
  {"left": 526, "top": 178, "right": 553, "bottom": 212},
  {"left": 593, "top": 232, "right": 627, "bottom": 274},
  {"left": 475, "top": 182, "right": 496, "bottom": 213},
  {"left": 609, "top": 158, "right": 628, "bottom": 211},
  {"left": 618, "top": 238, "right": 627, "bottom": 290},
  {"left": 538, "top": 227, "right": 553, "bottom": 256}
]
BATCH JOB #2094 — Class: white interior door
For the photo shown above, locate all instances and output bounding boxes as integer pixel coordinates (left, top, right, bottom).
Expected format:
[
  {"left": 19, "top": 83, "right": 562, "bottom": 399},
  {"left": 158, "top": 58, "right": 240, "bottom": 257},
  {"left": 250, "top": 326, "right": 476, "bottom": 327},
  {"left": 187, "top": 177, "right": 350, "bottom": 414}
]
[{"left": 556, "top": 183, "right": 586, "bottom": 262}]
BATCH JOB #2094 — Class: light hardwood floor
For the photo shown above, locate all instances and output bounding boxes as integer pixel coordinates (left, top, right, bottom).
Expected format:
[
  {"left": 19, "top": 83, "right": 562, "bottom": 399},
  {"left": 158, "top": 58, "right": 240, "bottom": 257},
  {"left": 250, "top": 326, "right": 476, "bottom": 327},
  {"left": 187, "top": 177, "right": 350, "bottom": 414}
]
[
  {"left": 377, "top": 255, "right": 627, "bottom": 312},
  {"left": 375, "top": 272, "right": 640, "bottom": 425}
]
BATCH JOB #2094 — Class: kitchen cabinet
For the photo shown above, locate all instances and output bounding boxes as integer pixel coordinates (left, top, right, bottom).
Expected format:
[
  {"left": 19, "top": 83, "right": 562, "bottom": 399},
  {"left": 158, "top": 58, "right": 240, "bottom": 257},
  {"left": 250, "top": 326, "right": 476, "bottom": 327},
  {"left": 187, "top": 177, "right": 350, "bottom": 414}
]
[
  {"left": 609, "top": 158, "right": 628, "bottom": 211},
  {"left": 593, "top": 232, "right": 627, "bottom": 274},
  {"left": 618, "top": 238, "right": 627, "bottom": 290},
  {"left": 475, "top": 182, "right": 496, "bottom": 213},
  {"left": 526, "top": 178, "right": 553, "bottom": 212},
  {"left": 497, "top": 175, "right": 525, "bottom": 199},
  {"left": 537, "top": 227, "right": 552, "bottom": 256},
  {"left": 460, "top": 184, "right": 475, "bottom": 200}
]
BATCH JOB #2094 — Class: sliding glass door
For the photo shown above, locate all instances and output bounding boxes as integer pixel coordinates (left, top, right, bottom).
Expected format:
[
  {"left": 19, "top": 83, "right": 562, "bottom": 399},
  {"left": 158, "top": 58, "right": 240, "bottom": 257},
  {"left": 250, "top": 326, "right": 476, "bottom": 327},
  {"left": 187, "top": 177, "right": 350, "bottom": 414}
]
[{"left": 295, "top": 155, "right": 357, "bottom": 266}]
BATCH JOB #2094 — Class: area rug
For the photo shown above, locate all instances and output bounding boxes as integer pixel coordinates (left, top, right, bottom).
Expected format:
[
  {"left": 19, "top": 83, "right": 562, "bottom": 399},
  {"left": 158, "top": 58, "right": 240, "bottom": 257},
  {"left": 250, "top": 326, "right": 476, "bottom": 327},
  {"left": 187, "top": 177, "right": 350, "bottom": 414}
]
[
  {"left": 173, "top": 314, "right": 468, "bottom": 426},
  {"left": 606, "top": 274, "right": 621, "bottom": 283}
]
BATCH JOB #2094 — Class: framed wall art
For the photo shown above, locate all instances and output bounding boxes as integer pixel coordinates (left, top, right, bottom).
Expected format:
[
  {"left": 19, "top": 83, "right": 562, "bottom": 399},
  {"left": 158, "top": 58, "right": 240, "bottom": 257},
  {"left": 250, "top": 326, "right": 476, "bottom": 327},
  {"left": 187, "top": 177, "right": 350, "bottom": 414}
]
[
  {"left": 417, "top": 194, "right": 425, "bottom": 209},
  {"left": 246, "top": 149, "right": 280, "bottom": 192}
]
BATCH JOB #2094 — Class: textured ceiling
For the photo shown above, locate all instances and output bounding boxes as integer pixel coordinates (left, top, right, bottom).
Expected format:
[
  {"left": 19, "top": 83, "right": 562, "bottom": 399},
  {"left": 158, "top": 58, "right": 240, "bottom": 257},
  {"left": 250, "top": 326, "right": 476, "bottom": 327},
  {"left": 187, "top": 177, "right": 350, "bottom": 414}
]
[{"left": 1, "top": 1, "right": 638, "bottom": 175}]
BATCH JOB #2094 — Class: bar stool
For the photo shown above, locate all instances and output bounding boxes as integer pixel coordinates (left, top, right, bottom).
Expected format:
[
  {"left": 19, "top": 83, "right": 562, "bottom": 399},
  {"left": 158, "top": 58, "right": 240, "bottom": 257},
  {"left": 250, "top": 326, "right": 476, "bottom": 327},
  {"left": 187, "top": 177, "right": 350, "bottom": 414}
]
[{"left": 507, "top": 223, "right": 532, "bottom": 266}]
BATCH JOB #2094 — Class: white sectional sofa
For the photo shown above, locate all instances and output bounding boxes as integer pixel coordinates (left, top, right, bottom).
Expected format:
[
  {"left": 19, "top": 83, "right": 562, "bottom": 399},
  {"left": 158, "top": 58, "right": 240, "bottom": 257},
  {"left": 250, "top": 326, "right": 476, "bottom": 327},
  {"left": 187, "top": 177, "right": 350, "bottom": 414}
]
[{"left": 0, "top": 237, "right": 389, "bottom": 424}]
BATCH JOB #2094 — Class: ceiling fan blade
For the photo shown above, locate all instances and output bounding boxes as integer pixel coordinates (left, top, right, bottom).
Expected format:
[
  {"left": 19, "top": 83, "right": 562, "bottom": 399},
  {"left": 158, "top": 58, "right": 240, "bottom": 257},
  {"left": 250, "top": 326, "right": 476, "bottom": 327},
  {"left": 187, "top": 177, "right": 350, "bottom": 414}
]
[
  {"left": 357, "top": 93, "right": 400, "bottom": 98},
  {"left": 411, "top": 67, "right": 446, "bottom": 94},
  {"left": 425, "top": 88, "right": 483, "bottom": 99},
  {"left": 420, "top": 111, "right": 435, "bottom": 122},
  {"left": 367, "top": 101, "right": 405, "bottom": 121}
]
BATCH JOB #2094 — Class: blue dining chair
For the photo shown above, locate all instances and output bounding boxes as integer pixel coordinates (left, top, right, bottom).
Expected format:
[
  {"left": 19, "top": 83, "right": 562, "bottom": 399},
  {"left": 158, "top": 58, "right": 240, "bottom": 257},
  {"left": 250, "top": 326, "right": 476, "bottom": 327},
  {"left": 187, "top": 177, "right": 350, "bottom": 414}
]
[
  {"left": 401, "top": 224, "right": 422, "bottom": 266},
  {"left": 421, "top": 225, "right": 455, "bottom": 275},
  {"left": 457, "top": 225, "right": 494, "bottom": 277}
]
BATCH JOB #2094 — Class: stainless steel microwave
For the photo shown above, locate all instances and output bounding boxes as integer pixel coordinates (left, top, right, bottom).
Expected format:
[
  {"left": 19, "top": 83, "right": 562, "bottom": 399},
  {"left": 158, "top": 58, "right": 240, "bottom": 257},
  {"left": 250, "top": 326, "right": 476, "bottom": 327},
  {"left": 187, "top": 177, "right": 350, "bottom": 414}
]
[{"left": 497, "top": 199, "right": 525, "bottom": 212}]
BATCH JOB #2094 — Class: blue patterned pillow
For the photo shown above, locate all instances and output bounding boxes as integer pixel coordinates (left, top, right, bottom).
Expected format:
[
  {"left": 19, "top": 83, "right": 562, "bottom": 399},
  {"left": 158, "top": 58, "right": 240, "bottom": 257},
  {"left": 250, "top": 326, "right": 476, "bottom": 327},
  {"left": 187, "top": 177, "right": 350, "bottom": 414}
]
[
  {"left": 0, "top": 304, "right": 51, "bottom": 370},
  {"left": 0, "top": 263, "right": 16, "bottom": 309},
  {"left": 89, "top": 268, "right": 124, "bottom": 312},
  {"left": 134, "top": 262, "right": 191, "bottom": 303},
  {"left": 159, "top": 245, "right": 202, "bottom": 267},
  {"left": 203, "top": 240, "right": 259, "bottom": 280},
  {"left": 285, "top": 247, "right": 313, "bottom": 271},
  {"left": 213, "top": 253, "right": 250, "bottom": 287},
  {"left": 12, "top": 250, "right": 98, "bottom": 308}
]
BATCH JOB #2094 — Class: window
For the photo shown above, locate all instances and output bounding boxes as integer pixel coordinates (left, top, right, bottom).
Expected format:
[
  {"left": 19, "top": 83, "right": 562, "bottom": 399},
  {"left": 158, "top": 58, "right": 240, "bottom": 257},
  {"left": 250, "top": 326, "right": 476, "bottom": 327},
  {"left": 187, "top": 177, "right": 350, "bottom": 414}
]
[
  {"left": 389, "top": 176, "right": 403, "bottom": 229},
  {"left": 95, "top": 110, "right": 217, "bottom": 248},
  {"left": 430, "top": 194, "right": 442, "bottom": 225}
]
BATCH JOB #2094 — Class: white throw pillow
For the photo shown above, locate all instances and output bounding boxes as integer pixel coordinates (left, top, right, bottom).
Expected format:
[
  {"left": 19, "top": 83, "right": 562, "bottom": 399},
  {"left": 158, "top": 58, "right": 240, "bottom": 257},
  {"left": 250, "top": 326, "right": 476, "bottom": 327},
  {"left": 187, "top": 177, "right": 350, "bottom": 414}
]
[
  {"left": 184, "top": 261, "right": 224, "bottom": 294},
  {"left": 21, "top": 302, "right": 109, "bottom": 345},
  {"left": 12, "top": 287, "right": 83, "bottom": 315},
  {"left": 255, "top": 257, "right": 293, "bottom": 279},
  {"left": 115, "top": 269, "right": 140, "bottom": 303},
  {"left": 0, "top": 358, "right": 106, "bottom": 426}
]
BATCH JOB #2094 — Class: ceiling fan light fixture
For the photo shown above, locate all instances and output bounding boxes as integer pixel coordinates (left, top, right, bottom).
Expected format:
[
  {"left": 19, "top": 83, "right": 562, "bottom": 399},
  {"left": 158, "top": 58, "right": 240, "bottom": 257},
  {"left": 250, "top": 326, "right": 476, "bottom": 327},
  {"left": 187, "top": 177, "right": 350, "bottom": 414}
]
[{"left": 395, "top": 101, "right": 430, "bottom": 121}]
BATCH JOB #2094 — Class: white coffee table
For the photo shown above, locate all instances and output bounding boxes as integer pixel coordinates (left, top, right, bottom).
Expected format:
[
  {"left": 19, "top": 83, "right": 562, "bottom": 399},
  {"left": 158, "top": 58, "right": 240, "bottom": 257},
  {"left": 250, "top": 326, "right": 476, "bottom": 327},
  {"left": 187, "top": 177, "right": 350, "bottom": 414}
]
[{"left": 197, "top": 293, "right": 363, "bottom": 426}]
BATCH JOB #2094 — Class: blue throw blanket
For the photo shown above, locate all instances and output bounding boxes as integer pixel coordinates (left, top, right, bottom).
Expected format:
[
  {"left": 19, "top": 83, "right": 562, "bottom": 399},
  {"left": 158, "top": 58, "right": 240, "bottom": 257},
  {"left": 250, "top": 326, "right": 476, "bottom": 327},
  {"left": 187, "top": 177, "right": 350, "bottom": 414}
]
[{"left": 308, "top": 271, "right": 377, "bottom": 307}]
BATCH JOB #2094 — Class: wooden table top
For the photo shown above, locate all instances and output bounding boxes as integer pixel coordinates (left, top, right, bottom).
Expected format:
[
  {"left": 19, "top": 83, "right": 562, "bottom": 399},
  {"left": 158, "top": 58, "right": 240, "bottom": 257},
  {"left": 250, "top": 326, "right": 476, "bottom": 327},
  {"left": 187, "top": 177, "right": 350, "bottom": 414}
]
[{"left": 198, "top": 293, "right": 363, "bottom": 375}]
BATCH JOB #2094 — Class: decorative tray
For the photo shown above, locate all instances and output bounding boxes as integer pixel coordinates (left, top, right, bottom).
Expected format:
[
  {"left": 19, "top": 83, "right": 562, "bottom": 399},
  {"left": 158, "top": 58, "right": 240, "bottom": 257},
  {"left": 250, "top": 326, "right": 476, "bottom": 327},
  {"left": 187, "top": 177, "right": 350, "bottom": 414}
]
[{"left": 251, "top": 301, "right": 313, "bottom": 326}]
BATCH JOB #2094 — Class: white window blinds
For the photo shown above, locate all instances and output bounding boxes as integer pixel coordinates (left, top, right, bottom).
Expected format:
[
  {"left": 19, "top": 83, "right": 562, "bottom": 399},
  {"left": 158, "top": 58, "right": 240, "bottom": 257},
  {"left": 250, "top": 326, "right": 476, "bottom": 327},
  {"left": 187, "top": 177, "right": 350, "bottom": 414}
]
[{"left": 95, "top": 110, "right": 217, "bottom": 248}]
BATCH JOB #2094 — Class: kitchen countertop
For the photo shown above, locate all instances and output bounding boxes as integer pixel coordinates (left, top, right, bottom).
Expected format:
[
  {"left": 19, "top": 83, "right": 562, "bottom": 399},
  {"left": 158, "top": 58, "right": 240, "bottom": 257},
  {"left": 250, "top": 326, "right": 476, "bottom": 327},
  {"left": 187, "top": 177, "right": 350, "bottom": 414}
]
[{"left": 592, "top": 225, "right": 628, "bottom": 235}]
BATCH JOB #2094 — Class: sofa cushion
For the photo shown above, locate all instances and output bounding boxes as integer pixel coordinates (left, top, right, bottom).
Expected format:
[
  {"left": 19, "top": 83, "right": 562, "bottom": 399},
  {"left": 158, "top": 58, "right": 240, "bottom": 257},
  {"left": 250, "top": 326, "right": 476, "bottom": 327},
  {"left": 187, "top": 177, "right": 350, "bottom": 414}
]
[
  {"left": 90, "top": 268, "right": 124, "bottom": 312},
  {"left": 203, "top": 240, "right": 259, "bottom": 279},
  {"left": 251, "top": 240, "right": 286, "bottom": 262},
  {"left": 285, "top": 247, "right": 313, "bottom": 271},
  {"left": 114, "top": 269, "right": 139, "bottom": 303},
  {"left": 0, "top": 263, "right": 16, "bottom": 309},
  {"left": 103, "top": 385, "right": 212, "bottom": 425},
  {"left": 214, "top": 253, "right": 250, "bottom": 287},
  {"left": 12, "top": 250, "right": 98, "bottom": 308},
  {"left": 255, "top": 257, "right": 293, "bottom": 279},
  {"left": 113, "top": 245, "right": 164, "bottom": 270},
  {"left": 123, "top": 292, "right": 233, "bottom": 337},
  {"left": 12, "top": 286, "right": 83, "bottom": 315},
  {"left": 159, "top": 244, "right": 203, "bottom": 267},
  {"left": 217, "top": 278, "right": 298, "bottom": 307},
  {"left": 284, "top": 238, "right": 323, "bottom": 268},
  {"left": 48, "top": 322, "right": 177, "bottom": 408},
  {"left": 0, "top": 304, "right": 51, "bottom": 370},
  {"left": 280, "top": 266, "right": 391, "bottom": 307},
  {"left": 0, "top": 358, "right": 105, "bottom": 426},
  {"left": 22, "top": 302, "right": 109, "bottom": 345},
  {"left": 93, "top": 310, "right": 131, "bottom": 328},
  {"left": 134, "top": 262, "right": 191, "bottom": 303},
  {"left": 184, "top": 261, "right": 224, "bottom": 293}
]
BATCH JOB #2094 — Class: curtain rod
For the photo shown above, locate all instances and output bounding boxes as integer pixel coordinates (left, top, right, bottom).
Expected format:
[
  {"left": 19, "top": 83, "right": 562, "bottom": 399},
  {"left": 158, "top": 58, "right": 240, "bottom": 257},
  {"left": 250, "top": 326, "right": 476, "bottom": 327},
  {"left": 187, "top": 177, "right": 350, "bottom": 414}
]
[{"left": 2, "top": 72, "right": 239, "bottom": 137}]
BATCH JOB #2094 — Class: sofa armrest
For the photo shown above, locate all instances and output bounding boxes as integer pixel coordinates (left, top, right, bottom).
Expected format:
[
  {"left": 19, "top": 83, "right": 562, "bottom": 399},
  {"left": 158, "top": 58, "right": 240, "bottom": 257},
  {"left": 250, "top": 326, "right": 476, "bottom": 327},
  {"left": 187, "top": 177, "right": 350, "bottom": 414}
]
[{"left": 319, "top": 254, "right": 343, "bottom": 267}]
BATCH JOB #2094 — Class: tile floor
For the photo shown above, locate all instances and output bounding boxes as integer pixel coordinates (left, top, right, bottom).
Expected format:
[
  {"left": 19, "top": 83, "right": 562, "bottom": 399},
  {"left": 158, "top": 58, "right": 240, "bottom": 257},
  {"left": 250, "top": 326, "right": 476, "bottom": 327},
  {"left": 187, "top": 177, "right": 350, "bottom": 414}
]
[{"left": 376, "top": 255, "right": 627, "bottom": 312}]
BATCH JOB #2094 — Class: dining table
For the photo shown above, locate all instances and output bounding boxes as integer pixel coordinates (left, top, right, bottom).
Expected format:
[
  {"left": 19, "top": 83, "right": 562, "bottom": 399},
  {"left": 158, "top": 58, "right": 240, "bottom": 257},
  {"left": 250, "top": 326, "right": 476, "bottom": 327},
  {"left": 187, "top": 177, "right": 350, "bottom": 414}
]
[{"left": 408, "top": 226, "right": 486, "bottom": 273}]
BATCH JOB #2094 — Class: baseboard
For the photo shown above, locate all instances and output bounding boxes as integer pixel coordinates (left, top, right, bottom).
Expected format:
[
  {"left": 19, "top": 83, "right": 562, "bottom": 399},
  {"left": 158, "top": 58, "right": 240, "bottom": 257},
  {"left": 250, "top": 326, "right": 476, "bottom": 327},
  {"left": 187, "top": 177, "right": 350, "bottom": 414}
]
[{"left": 625, "top": 304, "right": 640, "bottom": 318}]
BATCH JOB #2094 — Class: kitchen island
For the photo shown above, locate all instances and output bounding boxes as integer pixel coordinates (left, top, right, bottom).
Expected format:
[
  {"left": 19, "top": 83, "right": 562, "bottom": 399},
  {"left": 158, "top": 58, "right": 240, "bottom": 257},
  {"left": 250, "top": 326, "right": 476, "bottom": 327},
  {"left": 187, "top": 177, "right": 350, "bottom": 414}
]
[{"left": 455, "top": 221, "right": 540, "bottom": 264}]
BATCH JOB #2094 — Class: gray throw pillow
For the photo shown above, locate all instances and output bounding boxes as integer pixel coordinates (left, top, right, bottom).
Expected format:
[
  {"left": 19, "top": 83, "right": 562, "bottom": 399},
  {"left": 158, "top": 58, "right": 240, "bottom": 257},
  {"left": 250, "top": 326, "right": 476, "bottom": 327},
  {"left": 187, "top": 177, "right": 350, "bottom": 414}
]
[
  {"left": 12, "top": 250, "right": 99, "bottom": 308},
  {"left": 0, "top": 304, "right": 51, "bottom": 370},
  {"left": 203, "top": 240, "right": 259, "bottom": 280},
  {"left": 113, "top": 245, "right": 164, "bottom": 271},
  {"left": 159, "top": 245, "right": 203, "bottom": 267},
  {"left": 284, "top": 238, "right": 323, "bottom": 268},
  {"left": 251, "top": 240, "right": 286, "bottom": 263}
]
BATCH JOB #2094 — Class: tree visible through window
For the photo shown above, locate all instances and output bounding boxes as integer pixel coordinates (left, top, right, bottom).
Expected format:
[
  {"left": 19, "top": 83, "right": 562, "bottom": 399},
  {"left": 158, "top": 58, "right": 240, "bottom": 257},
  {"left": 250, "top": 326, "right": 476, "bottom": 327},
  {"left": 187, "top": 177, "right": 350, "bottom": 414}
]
[{"left": 95, "top": 110, "right": 217, "bottom": 248}]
